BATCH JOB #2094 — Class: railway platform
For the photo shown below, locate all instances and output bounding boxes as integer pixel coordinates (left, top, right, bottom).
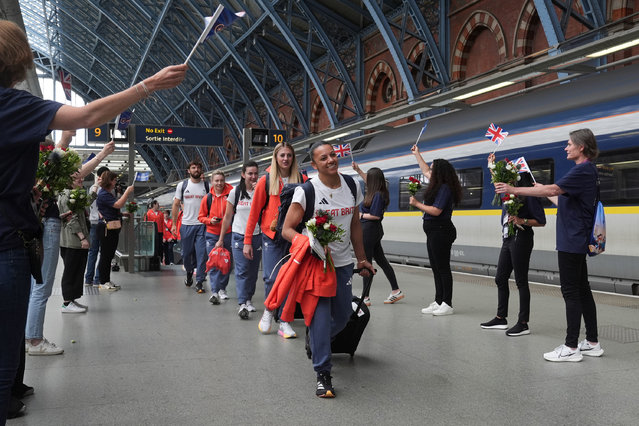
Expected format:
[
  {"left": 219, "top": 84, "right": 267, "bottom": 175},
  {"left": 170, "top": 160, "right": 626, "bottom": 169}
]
[{"left": 12, "top": 262, "right": 639, "bottom": 425}]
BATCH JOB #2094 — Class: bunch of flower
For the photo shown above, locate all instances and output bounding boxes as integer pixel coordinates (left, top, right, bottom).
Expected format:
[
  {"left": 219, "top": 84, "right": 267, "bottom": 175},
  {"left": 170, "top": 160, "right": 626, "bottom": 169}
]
[
  {"left": 407, "top": 176, "right": 422, "bottom": 210},
  {"left": 488, "top": 157, "right": 520, "bottom": 205},
  {"left": 126, "top": 201, "right": 139, "bottom": 213},
  {"left": 501, "top": 193, "right": 524, "bottom": 237},
  {"left": 68, "top": 188, "right": 91, "bottom": 212},
  {"left": 305, "top": 210, "right": 346, "bottom": 272},
  {"left": 36, "top": 145, "right": 82, "bottom": 196}
]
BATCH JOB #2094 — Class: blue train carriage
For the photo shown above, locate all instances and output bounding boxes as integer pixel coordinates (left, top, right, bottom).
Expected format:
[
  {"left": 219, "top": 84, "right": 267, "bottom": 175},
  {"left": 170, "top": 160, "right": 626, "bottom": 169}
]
[{"left": 331, "top": 64, "right": 639, "bottom": 296}]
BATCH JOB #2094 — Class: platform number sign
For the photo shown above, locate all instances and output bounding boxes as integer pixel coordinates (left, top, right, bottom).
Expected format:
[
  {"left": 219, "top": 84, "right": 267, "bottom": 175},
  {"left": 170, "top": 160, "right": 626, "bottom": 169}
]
[
  {"left": 90, "top": 124, "right": 109, "bottom": 142},
  {"left": 247, "top": 128, "right": 287, "bottom": 147}
]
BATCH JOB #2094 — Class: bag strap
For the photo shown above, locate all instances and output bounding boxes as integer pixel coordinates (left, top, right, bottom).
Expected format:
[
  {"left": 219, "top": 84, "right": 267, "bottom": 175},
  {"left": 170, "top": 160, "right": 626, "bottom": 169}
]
[{"left": 206, "top": 193, "right": 212, "bottom": 212}]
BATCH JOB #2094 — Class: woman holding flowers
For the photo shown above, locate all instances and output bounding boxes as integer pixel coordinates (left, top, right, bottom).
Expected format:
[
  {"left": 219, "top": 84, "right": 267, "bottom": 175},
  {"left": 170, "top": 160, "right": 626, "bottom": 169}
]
[
  {"left": 481, "top": 154, "right": 545, "bottom": 336},
  {"left": 282, "top": 141, "right": 372, "bottom": 398},
  {"left": 0, "top": 19, "right": 186, "bottom": 422},
  {"left": 352, "top": 162, "right": 401, "bottom": 305},
  {"left": 58, "top": 173, "right": 93, "bottom": 313},
  {"left": 243, "top": 142, "right": 306, "bottom": 338},
  {"left": 496, "top": 129, "right": 603, "bottom": 362},
  {"left": 409, "top": 145, "right": 462, "bottom": 316}
]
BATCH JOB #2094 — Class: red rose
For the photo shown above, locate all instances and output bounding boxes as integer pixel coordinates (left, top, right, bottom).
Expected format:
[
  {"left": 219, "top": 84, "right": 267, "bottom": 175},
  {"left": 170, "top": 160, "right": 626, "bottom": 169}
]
[
  {"left": 502, "top": 194, "right": 510, "bottom": 201},
  {"left": 329, "top": 224, "right": 337, "bottom": 232},
  {"left": 504, "top": 157, "right": 509, "bottom": 162},
  {"left": 315, "top": 215, "right": 327, "bottom": 225},
  {"left": 409, "top": 176, "right": 418, "bottom": 183}
]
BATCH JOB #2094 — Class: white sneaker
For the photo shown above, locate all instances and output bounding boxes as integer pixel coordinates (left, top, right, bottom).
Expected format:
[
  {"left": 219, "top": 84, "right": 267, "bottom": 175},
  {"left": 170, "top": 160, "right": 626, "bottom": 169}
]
[
  {"left": 27, "top": 339, "right": 64, "bottom": 356},
  {"left": 99, "top": 282, "right": 119, "bottom": 291},
  {"left": 238, "top": 304, "right": 249, "bottom": 320},
  {"left": 433, "top": 302, "right": 454, "bottom": 316},
  {"left": 218, "top": 289, "right": 229, "bottom": 300},
  {"left": 258, "top": 309, "right": 274, "bottom": 334},
  {"left": 246, "top": 300, "right": 256, "bottom": 312},
  {"left": 543, "top": 344, "right": 583, "bottom": 362},
  {"left": 73, "top": 300, "right": 88, "bottom": 310},
  {"left": 578, "top": 339, "right": 604, "bottom": 357},
  {"left": 61, "top": 302, "right": 87, "bottom": 313},
  {"left": 278, "top": 321, "right": 297, "bottom": 339},
  {"left": 421, "top": 302, "right": 440, "bottom": 314},
  {"left": 209, "top": 292, "right": 220, "bottom": 305}
]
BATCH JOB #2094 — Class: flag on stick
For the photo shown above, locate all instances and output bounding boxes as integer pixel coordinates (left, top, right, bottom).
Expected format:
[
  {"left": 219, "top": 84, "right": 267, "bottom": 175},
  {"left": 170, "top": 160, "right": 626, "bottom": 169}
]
[
  {"left": 414, "top": 121, "right": 428, "bottom": 146},
  {"left": 332, "top": 143, "right": 352, "bottom": 158},
  {"left": 58, "top": 69, "right": 72, "bottom": 101},
  {"left": 185, "top": 5, "right": 246, "bottom": 64},
  {"left": 116, "top": 110, "right": 133, "bottom": 130},
  {"left": 514, "top": 156, "right": 536, "bottom": 184},
  {"left": 485, "top": 123, "right": 508, "bottom": 145}
]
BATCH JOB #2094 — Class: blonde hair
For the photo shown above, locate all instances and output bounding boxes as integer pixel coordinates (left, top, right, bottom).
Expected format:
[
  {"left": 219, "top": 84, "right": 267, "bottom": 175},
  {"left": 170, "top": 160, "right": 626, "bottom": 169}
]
[
  {"left": 0, "top": 20, "right": 34, "bottom": 87},
  {"left": 210, "top": 169, "right": 225, "bottom": 180},
  {"left": 269, "top": 142, "right": 301, "bottom": 195}
]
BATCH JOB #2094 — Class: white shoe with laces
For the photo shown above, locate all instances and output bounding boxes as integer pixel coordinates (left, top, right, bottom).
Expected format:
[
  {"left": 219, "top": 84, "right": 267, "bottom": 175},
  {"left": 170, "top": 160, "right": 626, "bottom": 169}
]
[
  {"left": 61, "top": 302, "right": 87, "bottom": 314},
  {"left": 218, "top": 289, "right": 229, "bottom": 300},
  {"left": 578, "top": 339, "right": 604, "bottom": 357},
  {"left": 27, "top": 338, "right": 64, "bottom": 356},
  {"left": 433, "top": 302, "right": 454, "bottom": 316},
  {"left": 278, "top": 321, "right": 297, "bottom": 339},
  {"left": 543, "top": 344, "right": 583, "bottom": 362},
  {"left": 258, "top": 309, "right": 274, "bottom": 334},
  {"left": 421, "top": 302, "right": 440, "bottom": 314},
  {"left": 245, "top": 300, "right": 256, "bottom": 312},
  {"left": 73, "top": 300, "right": 88, "bottom": 310}
]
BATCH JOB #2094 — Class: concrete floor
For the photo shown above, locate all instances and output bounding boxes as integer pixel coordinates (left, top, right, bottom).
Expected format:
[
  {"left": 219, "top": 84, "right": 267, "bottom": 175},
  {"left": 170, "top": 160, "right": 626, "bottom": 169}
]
[{"left": 11, "top": 262, "right": 639, "bottom": 425}]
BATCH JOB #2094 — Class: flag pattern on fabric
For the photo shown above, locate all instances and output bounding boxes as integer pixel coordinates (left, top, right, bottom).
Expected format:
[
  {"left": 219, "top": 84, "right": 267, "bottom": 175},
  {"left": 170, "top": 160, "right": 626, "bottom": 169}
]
[
  {"left": 485, "top": 123, "right": 508, "bottom": 145},
  {"left": 514, "top": 157, "right": 531, "bottom": 173},
  {"left": 135, "top": 172, "right": 150, "bottom": 182},
  {"left": 116, "top": 110, "right": 133, "bottom": 130},
  {"left": 332, "top": 143, "right": 352, "bottom": 158},
  {"left": 205, "top": 9, "right": 246, "bottom": 38},
  {"left": 58, "top": 69, "right": 72, "bottom": 101}
]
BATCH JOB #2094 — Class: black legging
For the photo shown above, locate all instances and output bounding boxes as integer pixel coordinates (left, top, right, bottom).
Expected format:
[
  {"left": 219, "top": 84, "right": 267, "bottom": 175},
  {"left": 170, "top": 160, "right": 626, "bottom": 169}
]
[
  {"left": 423, "top": 220, "right": 456, "bottom": 307},
  {"left": 495, "top": 228, "right": 534, "bottom": 323},
  {"left": 362, "top": 220, "right": 398, "bottom": 291},
  {"left": 97, "top": 222, "right": 120, "bottom": 284}
]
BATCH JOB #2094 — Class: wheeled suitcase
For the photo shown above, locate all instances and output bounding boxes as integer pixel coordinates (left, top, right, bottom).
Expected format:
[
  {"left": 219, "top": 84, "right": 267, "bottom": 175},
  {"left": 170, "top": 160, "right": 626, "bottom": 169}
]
[{"left": 306, "top": 268, "right": 373, "bottom": 358}]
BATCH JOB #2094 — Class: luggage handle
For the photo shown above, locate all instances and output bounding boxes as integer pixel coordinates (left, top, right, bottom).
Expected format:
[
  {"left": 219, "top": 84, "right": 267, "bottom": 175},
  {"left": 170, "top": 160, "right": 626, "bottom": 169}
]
[{"left": 352, "top": 267, "right": 376, "bottom": 315}]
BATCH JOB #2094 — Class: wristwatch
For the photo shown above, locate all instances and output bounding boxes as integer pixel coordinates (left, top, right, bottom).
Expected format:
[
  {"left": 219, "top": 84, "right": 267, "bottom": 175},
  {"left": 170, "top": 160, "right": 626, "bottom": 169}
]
[{"left": 523, "top": 218, "right": 529, "bottom": 225}]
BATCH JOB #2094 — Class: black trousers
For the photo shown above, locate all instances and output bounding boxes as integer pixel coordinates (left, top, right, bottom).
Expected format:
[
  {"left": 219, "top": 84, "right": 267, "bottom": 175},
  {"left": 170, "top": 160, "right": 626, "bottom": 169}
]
[
  {"left": 558, "top": 251, "right": 599, "bottom": 348},
  {"left": 97, "top": 222, "right": 120, "bottom": 284},
  {"left": 362, "top": 220, "right": 399, "bottom": 292},
  {"left": 423, "top": 220, "right": 456, "bottom": 307},
  {"left": 60, "top": 247, "right": 88, "bottom": 301},
  {"left": 495, "top": 228, "right": 534, "bottom": 323}
]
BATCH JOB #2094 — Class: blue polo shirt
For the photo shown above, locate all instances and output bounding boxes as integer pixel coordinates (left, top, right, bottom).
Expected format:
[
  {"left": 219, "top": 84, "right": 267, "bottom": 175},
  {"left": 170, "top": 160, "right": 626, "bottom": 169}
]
[
  {"left": 96, "top": 190, "right": 122, "bottom": 221},
  {"left": 0, "top": 87, "right": 63, "bottom": 251},
  {"left": 555, "top": 161, "right": 597, "bottom": 254},
  {"left": 423, "top": 183, "right": 454, "bottom": 222},
  {"left": 360, "top": 192, "right": 386, "bottom": 222}
]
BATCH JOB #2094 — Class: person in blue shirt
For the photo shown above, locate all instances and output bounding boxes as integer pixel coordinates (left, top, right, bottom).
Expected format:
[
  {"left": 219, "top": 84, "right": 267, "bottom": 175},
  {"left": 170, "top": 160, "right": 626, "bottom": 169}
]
[
  {"left": 496, "top": 128, "right": 604, "bottom": 362},
  {"left": 481, "top": 154, "right": 546, "bottom": 337},
  {"left": 352, "top": 162, "right": 401, "bottom": 305},
  {"left": 0, "top": 19, "right": 187, "bottom": 422},
  {"left": 409, "top": 146, "right": 463, "bottom": 316}
]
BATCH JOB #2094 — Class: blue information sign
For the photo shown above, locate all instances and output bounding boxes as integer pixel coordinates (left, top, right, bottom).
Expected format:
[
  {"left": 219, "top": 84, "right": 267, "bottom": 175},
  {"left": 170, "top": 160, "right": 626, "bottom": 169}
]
[{"left": 135, "top": 125, "right": 223, "bottom": 146}]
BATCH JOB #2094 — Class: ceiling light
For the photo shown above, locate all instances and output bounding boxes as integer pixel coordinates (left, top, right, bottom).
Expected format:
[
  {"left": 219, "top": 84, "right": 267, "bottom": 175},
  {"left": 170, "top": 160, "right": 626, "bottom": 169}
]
[
  {"left": 586, "top": 38, "right": 639, "bottom": 58},
  {"left": 324, "top": 131, "right": 359, "bottom": 141},
  {"left": 453, "top": 81, "right": 515, "bottom": 100}
]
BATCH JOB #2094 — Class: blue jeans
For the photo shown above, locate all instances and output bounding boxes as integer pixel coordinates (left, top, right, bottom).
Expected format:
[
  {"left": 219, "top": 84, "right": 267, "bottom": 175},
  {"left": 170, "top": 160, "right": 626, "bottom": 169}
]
[
  {"left": 85, "top": 222, "right": 100, "bottom": 284},
  {"left": 262, "top": 234, "right": 287, "bottom": 298},
  {"left": 205, "top": 232, "right": 232, "bottom": 293},
  {"left": 25, "top": 217, "right": 60, "bottom": 340},
  {"left": 0, "top": 247, "right": 31, "bottom": 424},
  {"left": 232, "top": 233, "right": 261, "bottom": 304},
  {"left": 309, "top": 264, "right": 354, "bottom": 373},
  {"left": 180, "top": 224, "right": 207, "bottom": 283}
]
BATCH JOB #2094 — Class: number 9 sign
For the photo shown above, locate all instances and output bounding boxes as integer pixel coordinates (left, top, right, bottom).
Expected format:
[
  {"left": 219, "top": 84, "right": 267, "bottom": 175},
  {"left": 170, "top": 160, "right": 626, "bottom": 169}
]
[{"left": 90, "top": 124, "right": 108, "bottom": 142}]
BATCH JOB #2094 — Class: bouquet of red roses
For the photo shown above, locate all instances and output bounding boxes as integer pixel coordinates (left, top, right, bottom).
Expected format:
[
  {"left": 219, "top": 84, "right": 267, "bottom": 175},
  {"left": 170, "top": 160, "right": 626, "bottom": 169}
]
[
  {"left": 36, "top": 144, "right": 82, "bottom": 196},
  {"left": 126, "top": 201, "right": 139, "bottom": 214},
  {"left": 407, "top": 176, "right": 422, "bottom": 210},
  {"left": 501, "top": 193, "right": 524, "bottom": 237},
  {"left": 305, "top": 210, "right": 345, "bottom": 272}
]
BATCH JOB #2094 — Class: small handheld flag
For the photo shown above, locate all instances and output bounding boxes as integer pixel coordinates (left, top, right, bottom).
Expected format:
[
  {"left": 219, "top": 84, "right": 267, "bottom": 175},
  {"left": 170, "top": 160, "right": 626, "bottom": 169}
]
[
  {"left": 116, "top": 110, "right": 133, "bottom": 130},
  {"left": 514, "top": 156, "right": 536, "bottom": 184},
  {"left": 485, "top": 123, "right": 508, "bottom": 145},
  {"left": 332, "top": 143, "right": 352, "bottom": 158},
  {"left": 414, "top": 121, "right": 428, "bottom": 147},
  {"left": 135, "top": 172, "right": 150, "bottom": 182},
  {"left": 58, "top": 69, "right": 72, "bottom": 102},
  {"left": 185, "top": 5, "right": 246, "bottom": 64}
]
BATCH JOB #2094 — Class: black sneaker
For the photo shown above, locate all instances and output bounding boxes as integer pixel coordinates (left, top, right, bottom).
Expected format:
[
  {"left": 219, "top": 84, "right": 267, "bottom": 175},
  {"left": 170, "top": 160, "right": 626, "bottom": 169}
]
[
  {"left": 506, "top": 322, "right": 530, "bottom": 336},
  {"left": 195, "top": 281, "right": 205, "bottom": 293},
  {"left": 238, "top": 304, "right": 249, "bottom": 319},
  {"left": 480, "top": 317, "right": 508, "bottom": 329},
  {"left": 316, "top": 371, "right": 335, "bottom": 398},
  {"left": 12, "top": 383, "right": 34, "bottom": 399},
  {"left": 7, "top": 396, "right": 26, "bottom": 419},
  {"left": 184, "top": 273, "right": 193, "bottom": 287}
]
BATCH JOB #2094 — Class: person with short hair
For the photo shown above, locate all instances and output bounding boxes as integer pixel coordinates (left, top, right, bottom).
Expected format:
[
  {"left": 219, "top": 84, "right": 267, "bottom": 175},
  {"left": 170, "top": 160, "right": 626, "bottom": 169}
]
[
  {"left": 162, "top": 210, "right": 176, "bottom": 265},
  {"left": 172, "top": 161, "right": 209, "bottom": 293},
  {"left": 496, "top": 128, "right": 604, "bottom": 361},
  {"left": 144, "top": 200, "right": 164, "bottom": 263},
  {"left": 85, "top": 166, "right": 110, "bottom": 285},
  {"left": 0, "top": 19, "right": 186, "bottom": 422}
]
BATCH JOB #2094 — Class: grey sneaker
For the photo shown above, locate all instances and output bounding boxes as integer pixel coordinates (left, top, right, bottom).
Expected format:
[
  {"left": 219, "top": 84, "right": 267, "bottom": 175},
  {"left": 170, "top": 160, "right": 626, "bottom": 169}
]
[
  {"left": 209, "top": 292, "right": 220, "bottom": 305},
  {"left": 27, "top": 339, "right": 64, "bottom": 356},
  {"left": 238, "top": 304, "right": 249, "bottom": 320},
  {"left": 218, "top": 289, "right": 229, "bottom": 300}
]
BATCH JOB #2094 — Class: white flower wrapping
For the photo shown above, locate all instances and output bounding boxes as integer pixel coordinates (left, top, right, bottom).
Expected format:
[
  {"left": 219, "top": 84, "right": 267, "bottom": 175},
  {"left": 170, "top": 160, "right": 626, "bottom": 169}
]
[{"left": 302, "top": 228, "right": 326, "bottom": 261}]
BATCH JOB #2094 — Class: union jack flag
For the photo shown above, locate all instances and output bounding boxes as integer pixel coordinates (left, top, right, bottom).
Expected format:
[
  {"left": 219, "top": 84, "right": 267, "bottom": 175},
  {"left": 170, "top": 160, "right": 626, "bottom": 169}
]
[
  {"left": 332, "top": 143, "right": 352, "bottom": 158},
  {"left": 514, "top": 156, "right": 531, "bottom": 173},
  {"left": 58, "top": 68, "right": 72, "bottom": 101},
  {"left": 485, "top": 123, "right": 508, "bottom": 145}
]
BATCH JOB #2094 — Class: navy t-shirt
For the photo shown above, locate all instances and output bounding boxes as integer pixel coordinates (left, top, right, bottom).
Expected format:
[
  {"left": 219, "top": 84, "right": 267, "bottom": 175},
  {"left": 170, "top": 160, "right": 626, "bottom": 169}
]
[
  {"left": 501, "top": 195, "right": 546, "bottom": 236},
  {"left": 360, "top": 192, "right": 385, "bottom": 222},
  {"left": 96, "top": 190, "right": 121, "bottom": 221},
  {"left": 423, "top": 183, "right": 454, "bottom": 222},
  {"left": 0, "top": 87, "right": 63, "bottom": 251},
  {"left": 555, "top": 161, "right": 597, "bottom": 254}
]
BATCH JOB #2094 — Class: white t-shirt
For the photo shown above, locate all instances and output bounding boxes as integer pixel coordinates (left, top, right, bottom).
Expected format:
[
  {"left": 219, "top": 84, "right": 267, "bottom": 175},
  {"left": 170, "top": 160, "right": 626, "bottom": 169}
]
[
  {"left": 174, "top": 180, "right": 207, "bottom": 225},
  {"left": 292, "top": 175, "right": 363, "bottom": 267},
  {"left": 228, "top": 187, "right": 260, "bottom": 235}
]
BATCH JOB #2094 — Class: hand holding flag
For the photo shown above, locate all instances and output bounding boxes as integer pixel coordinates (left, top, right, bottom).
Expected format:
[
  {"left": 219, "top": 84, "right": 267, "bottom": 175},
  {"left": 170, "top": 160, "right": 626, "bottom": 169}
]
[{"left": 414, "top": 121, "right": 428, "bottom": 147}]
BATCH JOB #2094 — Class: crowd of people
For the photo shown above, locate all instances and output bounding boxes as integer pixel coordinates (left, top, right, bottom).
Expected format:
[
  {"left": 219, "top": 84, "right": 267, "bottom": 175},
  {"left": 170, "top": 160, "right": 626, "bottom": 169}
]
[{"left": 1, "top": 17, "right": 606, "bottom": 422}]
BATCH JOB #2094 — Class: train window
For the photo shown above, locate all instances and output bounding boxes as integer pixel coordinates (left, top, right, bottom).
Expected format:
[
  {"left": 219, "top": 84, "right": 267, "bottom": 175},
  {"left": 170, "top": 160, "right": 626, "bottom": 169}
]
[
  {"left": 398, "top": 174, "right": 427, "bottom": 211},
  {"left": 526, "top": 158, "right": 554, "bottom": 207},
  {"left": 456, "top": 168, "right": 482, "bottom": 209},
  {"left": 597, "top": 148, "right": 639, "bottom": 204}
]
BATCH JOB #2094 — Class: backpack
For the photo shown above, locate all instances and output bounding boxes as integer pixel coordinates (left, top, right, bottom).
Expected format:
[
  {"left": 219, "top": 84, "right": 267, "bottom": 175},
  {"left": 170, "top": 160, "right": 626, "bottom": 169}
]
[
  {"left": 262, "top": 171, "right": 306, "bottom": 211},
  {"left": 180, "top": 178, "right": 209, "bottom": 201},
  {"left": 206, "top": 186, "right": 241, "bottom": 213},
  {"left": 274, "top": 173, "right": 358, "bottom": 242},
  {"left": 587, "top": 169, "right": 605, "bottom": 257}
]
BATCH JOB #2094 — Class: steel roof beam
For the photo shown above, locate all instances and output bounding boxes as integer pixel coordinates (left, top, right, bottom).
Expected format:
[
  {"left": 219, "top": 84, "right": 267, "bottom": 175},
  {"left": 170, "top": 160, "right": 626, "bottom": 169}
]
[
  {"left": 534, "top": 0, "right": 566, "bottom": 46},
  {"left": 130, "top": 0, "right": 173, "bottom": 86},
  {"left": 405, "top": 0, "right": 449, "bottom": 85}
]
